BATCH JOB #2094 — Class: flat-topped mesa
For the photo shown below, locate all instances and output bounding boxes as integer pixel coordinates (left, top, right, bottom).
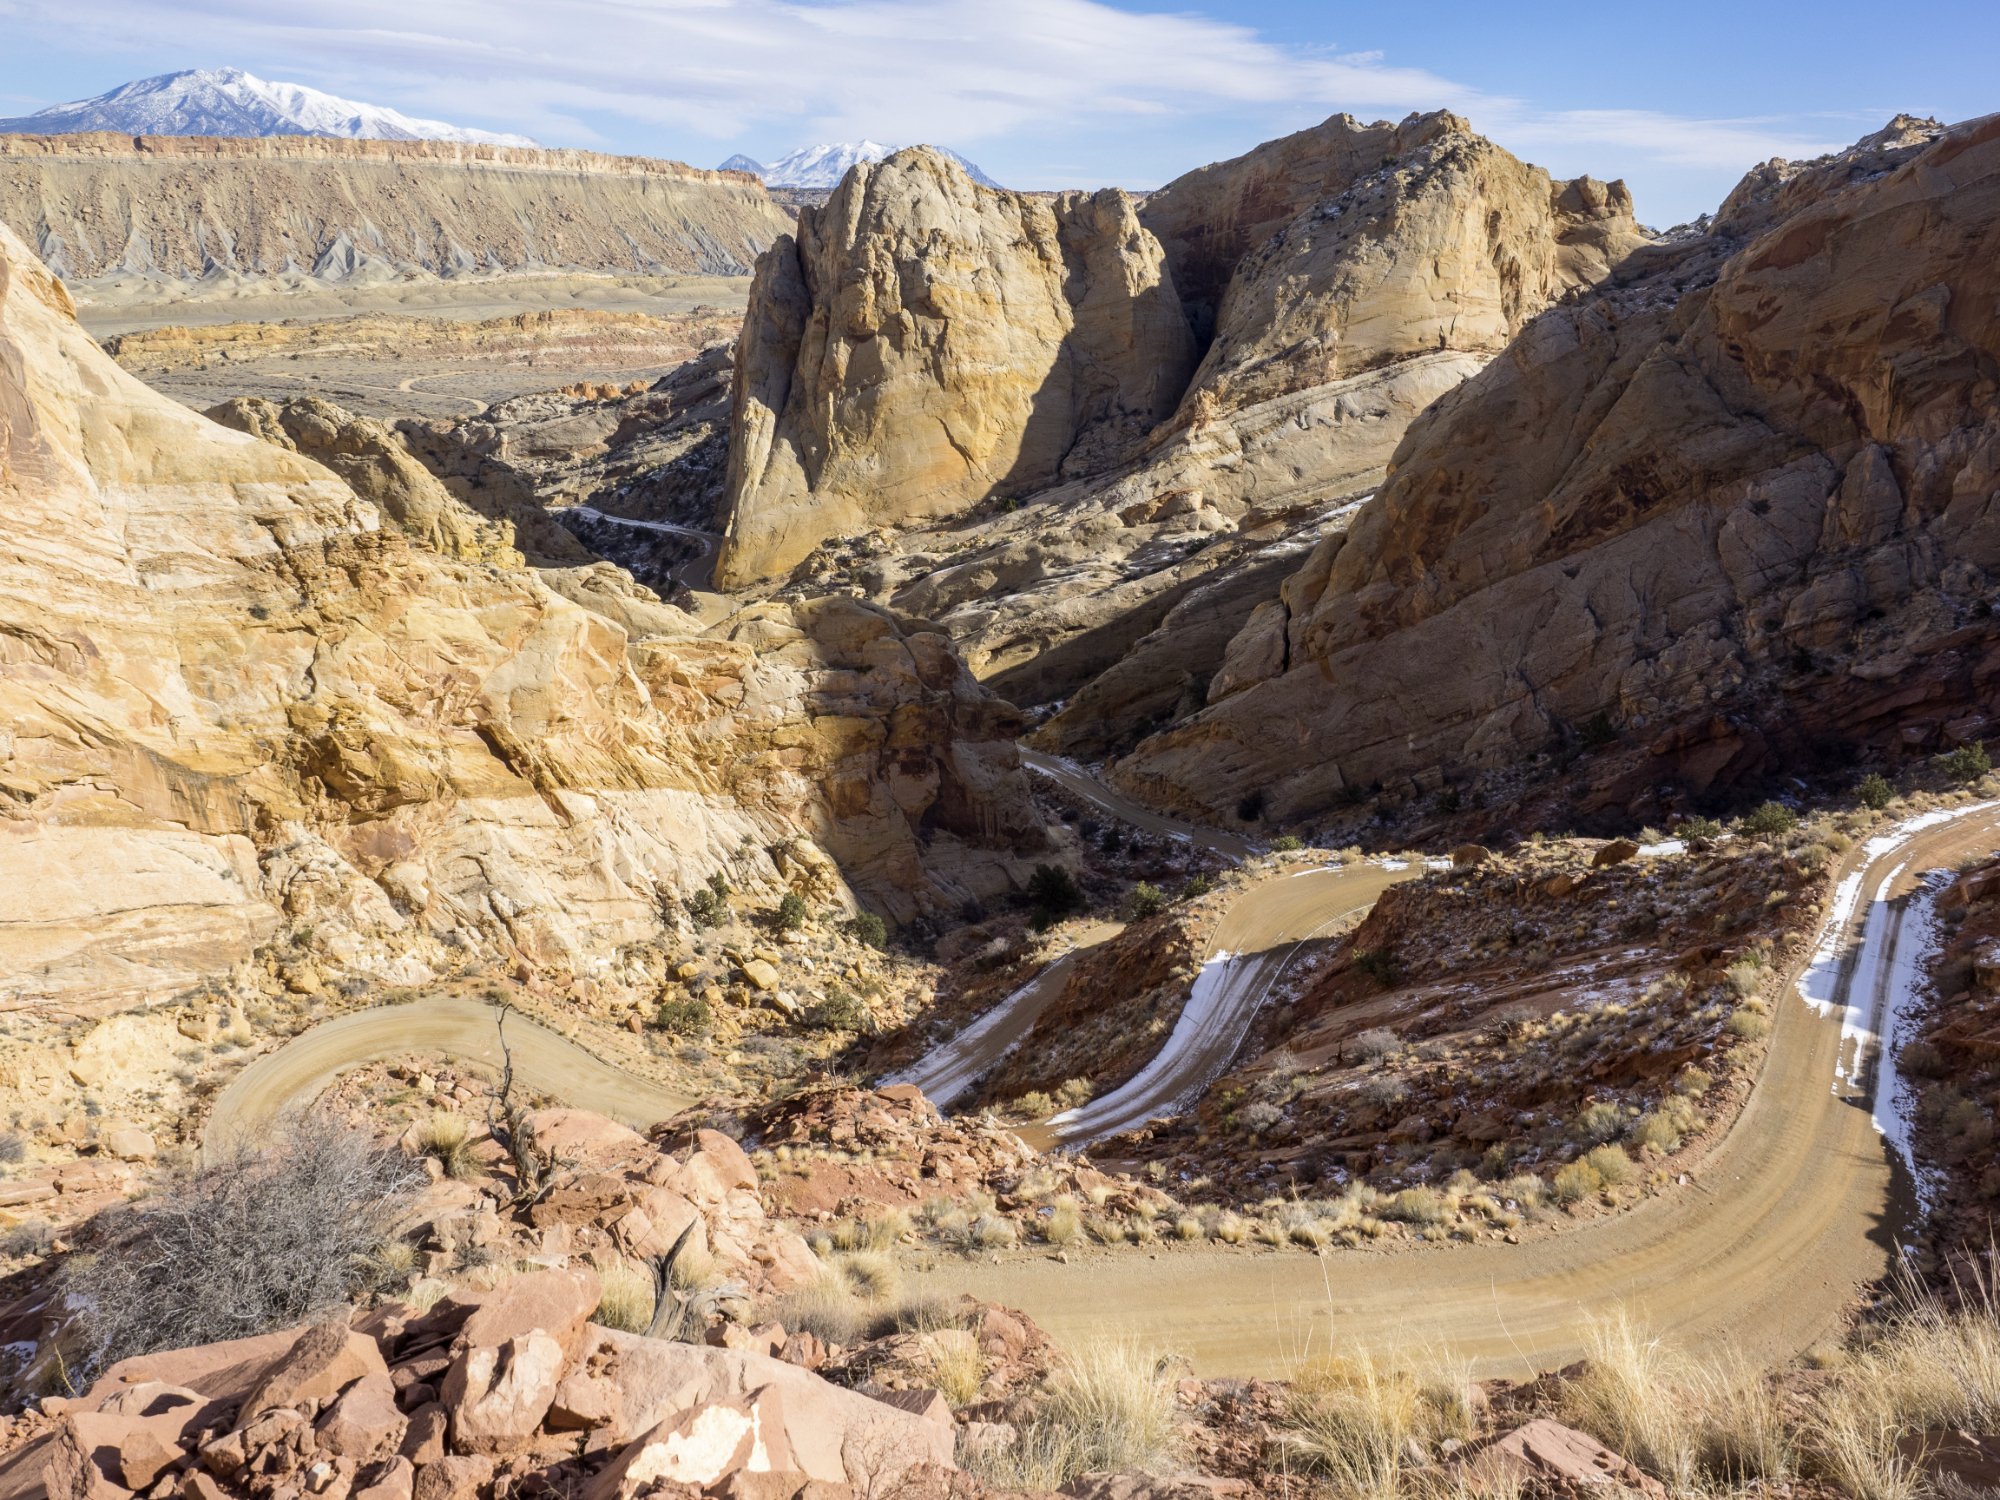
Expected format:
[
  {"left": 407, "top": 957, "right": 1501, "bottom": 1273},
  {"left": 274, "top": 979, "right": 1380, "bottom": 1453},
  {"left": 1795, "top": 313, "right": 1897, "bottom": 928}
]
[
  {"left": 714, "top": 145, "right": 1196, "bottom": 586},
  {"left": 0, "top": 133, "right": 791, "bottom": 284},
  {"left": 1115, "top": 114, "right": 2000, "bottom": 824}
]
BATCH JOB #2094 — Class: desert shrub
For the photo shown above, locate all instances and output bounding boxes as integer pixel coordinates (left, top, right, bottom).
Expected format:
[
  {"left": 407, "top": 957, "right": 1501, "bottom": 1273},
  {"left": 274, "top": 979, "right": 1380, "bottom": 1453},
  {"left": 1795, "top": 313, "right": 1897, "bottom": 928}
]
[
  {"left": 1027, "top": 865, "right": 1086, "bottom": 928},
  {"left": 1675, "top": 1066, "right": 1714, "bottom": 1098},
  {"left": 922, "top": 1332, "right": 984, "bottom": 1407},
  {"left": 834, "top": 1249, "right": 900, "bottom": 1301},
  {"left": 1237, "top": 1100, "right": 1284, "bottom": 1134},
  {"left": 1726, "top": 1008, "right": 1772, "bottom": 1041},
  {"left": 775, "top": 892, "right": 809, "bottom": 931},
  {"left": 1354, "top": 951, "right": 1400, "bottom": 988},
  {"left": 1014, "top": 1090, "right": 1056, "bottom": 1119},
  {"left": 684, "top": 871, "right": 732, "bottom": 927},
  {"left": 806, "top": 987, "right": 871, "bottom": 1034},
  {"left": 1939, "top": 741, "right": 1992, "bottom": 785},
  {"left": 1741, "top": 801, "right": 1798, "bottom": 837},
  {"left": 1898, "top": 1039, "right": 1948, "bottom": 1079},
  {"left": 1680, "top": 816, "right": 1724, "bottom": 849},
  {"left": 1585, "top": 1144, "right": 1637, "bottom": 1186},
  {"left": 1271, "top": 835, "right": 1304, "bottom": 853},
  {"left": 831, "top": 1209, "right": 911, "bottom": 1253},
  {"left": 1126, "top": 882, "right": 1166, "bottom": 921},
  {"left": 1281, "top": 1353, "right": 1478, "bottom": 1496},
  {"left": 1352, "top": 1027, "right": 1402, "bottom": 1062},
  {"left": 847, "top": 911, "right": 888, "bottom": 950},
  {"left": 1055, "top": 1077, "right": 1095, "bottom": 1110},
  {"left": 413, "top": 1113, "right": 477, "bottom": 1180},
  {"left": 1174, "top": 1215, "right": 1202, "bottom": 1242},
  {"left": 1, "top": 1221, "right": 53, "bottom": 1260},
  {"left": 62, "top": 1113, "right": 422, "bottom": 1379},
  {"left": 655, "top": 993, "right": 712, "bottom": 1036},
  {"left": 1182, "top": 874, "right": 1214, "bottom": 900},
  {"left": 1553, "top": 1161, "right": 1604, "bottom": 1204},
  {"left": 1857, "top": 772, "right": 1894, "bottom": 810}
]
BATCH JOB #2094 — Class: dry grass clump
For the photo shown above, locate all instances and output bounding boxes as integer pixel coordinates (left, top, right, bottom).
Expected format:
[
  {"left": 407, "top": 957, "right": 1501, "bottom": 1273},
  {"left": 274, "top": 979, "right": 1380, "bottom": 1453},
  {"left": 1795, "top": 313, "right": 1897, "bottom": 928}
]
[
  {"left": 971, "top": 1213, "right": 1019, "bottom": 1251},
  {"left": 1552, "top": 1160, "right": 1603, "bottom": 1205},
  {"left": 1726, "top": 1007, "right": 1772, "bottom": 1040},
  {"left": 831, "top": 1208, "right": 912, "bottom": 1253},
  {"left": 1280, "top": 1351, "right": 1479, "bottom": 1499},
  {"left": 1023, "top": 1339, "right": 1175, "bottom": 1481},
  {"left": 413, "top": 1112, "right": 478, "bottom": 1180},
  {"left": 771, "top": 1273, "right": 873, "bottom": 1347},
  {"left": 1383, "top": 1187, "right": 1451, "bottom": 1227},
  {"left": 1584, "top": 1145, "right": 1636, "bottom": 1186},
  {"left": 922, "top": 1331, "right": 985, "bottom": 1406},
  {"left": 589, "top": 1253, "right": 656, "bottom": 1334},
  {"left": 1354, "top": 1027, "right": 1404, "bottom": 1062},
  {"left": 1040, "top": 1197, "right": 1082, "bottom": 1245},
  {"left": 1561, "top": 1314, "right": 1793, "bottom": 1493}
]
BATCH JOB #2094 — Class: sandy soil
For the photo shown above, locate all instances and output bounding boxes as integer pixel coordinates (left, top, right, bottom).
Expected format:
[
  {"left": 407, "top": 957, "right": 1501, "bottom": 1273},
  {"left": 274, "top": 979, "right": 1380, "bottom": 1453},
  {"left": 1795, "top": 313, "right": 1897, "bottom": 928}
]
[{"left": 908, "top": 805, "right": 2000, "bottom": 1378}]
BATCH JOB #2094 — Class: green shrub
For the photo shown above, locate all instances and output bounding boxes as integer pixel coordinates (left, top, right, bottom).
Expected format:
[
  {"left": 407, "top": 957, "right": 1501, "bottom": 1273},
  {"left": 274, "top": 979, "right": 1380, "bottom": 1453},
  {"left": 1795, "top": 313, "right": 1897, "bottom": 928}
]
[
  {"left": 1182, "top": 874, "right": 1213, "bottom": 899},
  {"left": 1740, "top": 802, "right": 1797, "bottom": 836},
  {"left": 1680, "top": 816, "right": 1723, "bottom": 848},
  {"left": 1271, "top": 835, "right": 1304, "bottom": 853},
  {"left": 1857, "top": 772, "right": 1894, "bottom": 810},
  {"left": 1014, "top": 1091, "right": 1056, "bottom": 1119},
  {"left": 847, "top": 911, "right": 888, "bottom": 950},
  {"left": 656, "top": 993, "right": 712, "bottom": 1036},
  {"left": 1126, "top": 881, "right": 1165, "bottom": 920},
  {"left": 1355, "top": 949, "right": 1400, "bottom": 987},
  {"left": 1939, "top": 742, "right": 1992, "bottom": 785},
  {"left": 775, "top": 892, "right": 808, "bottom": 931},
  {"left": 1027, "top": 864, "right": 1086, "bottom": 928},
  {"left": 685, "top": 873, "right": 732, "bottom": 928},
  {"left": 806, "top": 987, "right": 872, "bottom": 1034}
]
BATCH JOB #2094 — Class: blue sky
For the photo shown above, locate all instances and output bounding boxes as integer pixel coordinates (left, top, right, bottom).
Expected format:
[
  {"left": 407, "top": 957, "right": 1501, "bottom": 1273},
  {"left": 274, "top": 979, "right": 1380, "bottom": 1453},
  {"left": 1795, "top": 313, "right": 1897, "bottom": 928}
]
[{"left": 0, "top": 0, "right": 1991, "bottom": 226}]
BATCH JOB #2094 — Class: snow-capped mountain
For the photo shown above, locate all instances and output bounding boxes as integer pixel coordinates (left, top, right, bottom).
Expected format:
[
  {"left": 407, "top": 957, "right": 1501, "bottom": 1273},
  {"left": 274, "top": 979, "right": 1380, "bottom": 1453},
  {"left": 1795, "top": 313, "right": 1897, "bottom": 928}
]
[
  {"left": 0, "top": 68, "right": 538, "bottom": 148},
  {"left": 724, "top": 140, "right": 998, "bottom": 190}
]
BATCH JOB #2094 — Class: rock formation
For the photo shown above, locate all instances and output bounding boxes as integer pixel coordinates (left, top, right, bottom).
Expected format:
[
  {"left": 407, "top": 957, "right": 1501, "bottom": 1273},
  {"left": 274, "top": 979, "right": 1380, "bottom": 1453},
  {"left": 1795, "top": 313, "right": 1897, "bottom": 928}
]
[
  {"left": 715, "top": 147, "right": 1196, "bottom": 585},
  {"left": 0, "top": 133, "right": 790, "bottom": 290},
  {"left": 0, "top": 222, "right": 1040, "bottom": 1014},
  {"left": 711, "top": 118, "right": 1644, "bottom": 757},
  {"left": 1117, "top": 114, "right": 2000, "bottom": 823}
]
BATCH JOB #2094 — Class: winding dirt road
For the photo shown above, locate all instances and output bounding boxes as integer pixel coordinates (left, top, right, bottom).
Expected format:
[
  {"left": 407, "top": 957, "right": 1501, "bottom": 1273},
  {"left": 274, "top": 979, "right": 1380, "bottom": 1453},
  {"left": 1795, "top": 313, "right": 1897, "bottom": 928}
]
[
  {"left": 1045, "top": 864, "right": 1412, "bottom": 1146},
  {"left": 202, "top": 998, "right": 692, "bottom": 1163},
  {"left": 1020, "top": 750, "right": 1257, "bottom": 862},
  {"left": 912, "top": 804, "right": 2000, "bottom": 1377}
]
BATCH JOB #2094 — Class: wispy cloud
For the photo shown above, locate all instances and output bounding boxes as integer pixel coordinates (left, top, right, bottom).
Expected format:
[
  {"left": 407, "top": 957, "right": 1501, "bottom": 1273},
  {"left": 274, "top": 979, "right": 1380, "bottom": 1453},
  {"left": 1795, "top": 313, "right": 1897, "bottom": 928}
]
[{"left": 0, "top": 0, "right": 1864, "bottom": 214}]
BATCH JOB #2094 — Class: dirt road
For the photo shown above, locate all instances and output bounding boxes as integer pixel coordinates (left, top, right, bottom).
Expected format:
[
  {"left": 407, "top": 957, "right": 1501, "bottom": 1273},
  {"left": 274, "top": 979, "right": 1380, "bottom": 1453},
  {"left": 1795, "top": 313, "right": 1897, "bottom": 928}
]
[
  {"left": 1020, "top": 751, "right": 1256, "bottom": 861},
  {"left": 912, "top": 803, "right": 2000, "bottom": 1377},
  {"left": 202, "top": 997, "right": 691, "bottom": 1163},
  {"left": 1046, "top": 865, "right": 1413, "bottom": 1146}
]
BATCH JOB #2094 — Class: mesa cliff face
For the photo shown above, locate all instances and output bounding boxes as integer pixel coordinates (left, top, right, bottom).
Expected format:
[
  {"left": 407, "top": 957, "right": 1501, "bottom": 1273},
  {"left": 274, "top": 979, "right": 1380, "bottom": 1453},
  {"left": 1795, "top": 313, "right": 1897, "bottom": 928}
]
[
  {"left": 1116, "top": 115, "right": 2000, "bottom": 822},
  {"left": 712, "top": 120, "right": 1644, "bottom": 757},
  {"left": 0, "top": 132, "right": 791, "bottom": 287},
  {"left": 716, "top": 149, "right": 1195, "bottom": 585},
  {"left": 0, "top": 223, "right": 1040, "bottom": 1013}
]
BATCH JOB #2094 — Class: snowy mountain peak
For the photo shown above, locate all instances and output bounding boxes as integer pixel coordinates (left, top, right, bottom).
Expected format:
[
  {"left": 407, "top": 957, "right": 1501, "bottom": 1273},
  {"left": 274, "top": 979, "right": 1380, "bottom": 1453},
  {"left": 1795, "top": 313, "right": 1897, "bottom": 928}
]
[
  {"left": 0, "top": 68, "right": 538, "bottom": 148},
  {"left": 723, "top": 140, "right": 998, "bottom": 190}
]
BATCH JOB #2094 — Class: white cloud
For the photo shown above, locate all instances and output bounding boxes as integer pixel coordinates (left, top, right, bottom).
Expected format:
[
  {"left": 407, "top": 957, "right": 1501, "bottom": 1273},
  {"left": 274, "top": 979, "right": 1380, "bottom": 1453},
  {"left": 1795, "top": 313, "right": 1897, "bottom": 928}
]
[{"left": 0, "top": 0, "right": 1872, "bottom": 217}]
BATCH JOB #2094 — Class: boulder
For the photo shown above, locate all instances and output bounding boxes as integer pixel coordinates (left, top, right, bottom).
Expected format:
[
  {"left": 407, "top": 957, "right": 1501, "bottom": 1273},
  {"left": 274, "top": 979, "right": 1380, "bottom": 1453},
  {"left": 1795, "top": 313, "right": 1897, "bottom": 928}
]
[
  {"left": 584, "top": 1386, "right": 796, "bottom": 1500},
  {"left": 237, "top": 1317, "right": 388, "bottom": 1423},
  {"left": 102, "top": 1128, "right": 156, "bottom": 1163},
  {"left": 440, "top": 1332, "right": 567, "bottom": 1455},
  {"left": 1457, "top": 1418, "right": 1667, "bottom": 1498},
  {"left": 522, "top": 1109, "right": 644, "bottom": 1164},
  {"left": 316, "top": 1372, "right": 407, "bottom": 1461},
  {"left": 457, "top": 1267, "right": 600, "bottom": 1360},
  {"left": 1592, "top": 840, "right": 1640, "bottom": 869}
]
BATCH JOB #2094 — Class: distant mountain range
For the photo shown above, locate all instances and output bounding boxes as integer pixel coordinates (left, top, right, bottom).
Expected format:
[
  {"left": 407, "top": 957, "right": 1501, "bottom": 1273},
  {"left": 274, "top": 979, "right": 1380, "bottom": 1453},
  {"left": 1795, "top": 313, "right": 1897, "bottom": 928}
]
[
  {"left": 722, "top": 140, "right": 997, "bottom": 190},
  {"left": 0, "top": 68, "right": 538, "bottom": 147}
]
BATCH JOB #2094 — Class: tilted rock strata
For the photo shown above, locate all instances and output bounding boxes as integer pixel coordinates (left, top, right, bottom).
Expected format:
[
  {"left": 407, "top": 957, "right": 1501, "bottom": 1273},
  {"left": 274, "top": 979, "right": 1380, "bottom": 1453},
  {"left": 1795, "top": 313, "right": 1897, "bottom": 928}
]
[
  {"left": 0, "top": 132, "right": 790, "bottom": 285},
  {"left": 0, "top": 222, "right": 1040, "bottom": 1013},
  {"left": 1118, "top": 115, "right": 2000, "bottom": 822},
  {"left": 716, "top": 147, "right": 1196, "bottom": 585}
]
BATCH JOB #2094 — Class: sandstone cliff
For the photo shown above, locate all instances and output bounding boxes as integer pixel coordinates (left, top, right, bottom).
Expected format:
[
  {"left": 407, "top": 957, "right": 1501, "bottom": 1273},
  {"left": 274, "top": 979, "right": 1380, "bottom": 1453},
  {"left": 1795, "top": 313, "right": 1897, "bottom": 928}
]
[
  {"left": 0, "top": 133, "right": 791, "bottom": 289},
  {"left": 0, "top": 223, "right": 1040, "bottom": 1014},
  {"left": 714, "top": 119, "right": 1643, "bottom": 761},
  {"left": 1116, "top": 115, "right": 2000, "bottom": 824}
]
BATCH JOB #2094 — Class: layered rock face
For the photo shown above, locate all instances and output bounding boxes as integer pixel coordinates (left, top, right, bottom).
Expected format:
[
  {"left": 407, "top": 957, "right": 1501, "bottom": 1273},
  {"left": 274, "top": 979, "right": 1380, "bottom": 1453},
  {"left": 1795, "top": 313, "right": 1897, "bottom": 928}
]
[
  {"left": 0, "top": 133, "right": 790, "bottom": 287},
  {"left": 713, "top": 120, "right": 1643, "bottom": 758},
  {"left": 1118, "top": 115, "right": 2000, "bottom": 822},
  {"left": 715, "top": 147, "right": 1196, "bottom": 585},
  {"left": 0, "top": 223, "right": 1039, "bottom": 1012}
]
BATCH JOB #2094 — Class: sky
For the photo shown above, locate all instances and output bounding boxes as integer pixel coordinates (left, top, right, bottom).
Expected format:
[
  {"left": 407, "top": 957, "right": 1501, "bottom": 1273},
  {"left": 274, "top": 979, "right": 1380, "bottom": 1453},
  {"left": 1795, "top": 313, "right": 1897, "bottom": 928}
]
[{"left": 0, "top": 0, "right": 1993, "bottom": 227}]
